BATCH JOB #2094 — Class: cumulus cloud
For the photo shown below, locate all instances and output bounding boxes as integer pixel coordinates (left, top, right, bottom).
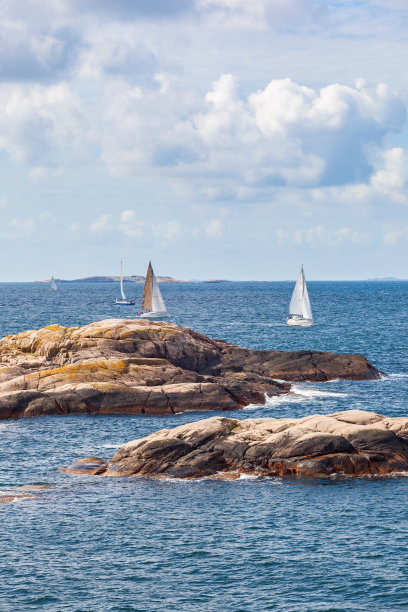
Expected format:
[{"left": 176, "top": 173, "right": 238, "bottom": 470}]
[
  {"left": 90, "top": 72, "right": 406, "bottom": 197},
  {"left": 199, "top": 75, "right": 405, "bottom": 187},
  {"left": 118, "top": 210, "right": 145, "bottom": 236},
  {"left": 371, "top": 147, "right": 408, "bottom": 203},
  {"left": 277, "top": 225, "right": 368, "bottom": 247},
  {"left": 0, "top": 81, "right": 84, "bottom": 164},
  {"left": 0, "top": 67, "right": 405, "bottom": 207},
  {"left": 382, "top": 225, "right": 408, "bottom": 246},
  {"left": 90, "top": 213, "right": 112, "bottom": 233},
  {"left": 78, "top": 27, "right": 158, "bottom": 82}
]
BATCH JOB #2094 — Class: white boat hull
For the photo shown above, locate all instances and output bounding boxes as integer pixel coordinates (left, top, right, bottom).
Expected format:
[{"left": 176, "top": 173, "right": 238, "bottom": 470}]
[
  {"left": 287, "top": 316, "right": 314, "bottom": 327},
  {"left": 138, "top": 311, "right": 169, "bottom": 320},
  {"left": 115, "top": 299, "right": 135, "bottom": 305}
]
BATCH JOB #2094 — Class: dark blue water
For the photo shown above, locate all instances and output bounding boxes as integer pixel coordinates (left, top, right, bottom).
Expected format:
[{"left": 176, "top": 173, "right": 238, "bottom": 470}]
[{"left": 1, "top": 281, "right": 407, "bottom": 611}]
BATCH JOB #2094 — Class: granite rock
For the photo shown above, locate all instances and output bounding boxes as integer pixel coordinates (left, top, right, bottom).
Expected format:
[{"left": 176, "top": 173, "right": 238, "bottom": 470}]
[
  {"left": 0, "top": 319, "right": 380, "bottom": 419},
  {"left": 63, "top": 410, "right": 408, "bottom": 479}
]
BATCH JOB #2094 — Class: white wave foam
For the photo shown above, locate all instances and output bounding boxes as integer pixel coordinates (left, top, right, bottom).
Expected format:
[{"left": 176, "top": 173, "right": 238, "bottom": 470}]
[
  {"left": 243, "top": 385, "right": 347, "bottom": 411},
  {"left": 290, "top": 385, "right": 348, "bottom": 398},
  {"left": 388, "top": 373, "right": 408, "bottom": 379}
]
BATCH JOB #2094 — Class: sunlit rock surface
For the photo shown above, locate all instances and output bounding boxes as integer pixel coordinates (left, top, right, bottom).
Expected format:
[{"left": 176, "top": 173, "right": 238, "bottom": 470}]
[
  {"left": 0, "top": 319, "right": 380, "bottom": 419},
  {"left": 63, "top": 411, "right": 408, "bottom": 479}
]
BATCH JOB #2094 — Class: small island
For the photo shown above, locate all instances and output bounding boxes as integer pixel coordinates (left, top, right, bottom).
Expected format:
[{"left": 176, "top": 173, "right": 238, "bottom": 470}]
[
  {"left": 63, "top": 410, "right": 408, "bottom": 478},
  {"left": 0, "top": 319, "right": 380, "bottom": 419}
]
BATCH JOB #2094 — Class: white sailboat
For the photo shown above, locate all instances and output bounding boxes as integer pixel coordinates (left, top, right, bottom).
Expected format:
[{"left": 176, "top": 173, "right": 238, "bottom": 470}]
[
  {"left": 115, "top": 260, "right": 135, "bottom": 305},
  {"left": 50, "top": 276, "right": 57, "bottom": 291},
  {"left": 287, "top": 265, "right": 313, "bottom": 327},
  {"left": 138, "top": 262, "right": 169, "bottom": 320}
]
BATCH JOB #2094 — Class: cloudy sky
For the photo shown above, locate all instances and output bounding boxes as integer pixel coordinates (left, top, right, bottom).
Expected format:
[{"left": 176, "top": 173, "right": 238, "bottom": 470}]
[{"left": 0, "top": 0, "right": 407, "bottom": 281}]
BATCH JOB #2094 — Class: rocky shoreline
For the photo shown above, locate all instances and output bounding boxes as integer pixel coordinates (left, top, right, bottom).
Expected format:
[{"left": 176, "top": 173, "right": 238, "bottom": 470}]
[
  {"left": 0, "top": 318, "right": 381, "bottom": 419},
  {"left": 63, "top": 410, "right": 408, "bottom": 479}
]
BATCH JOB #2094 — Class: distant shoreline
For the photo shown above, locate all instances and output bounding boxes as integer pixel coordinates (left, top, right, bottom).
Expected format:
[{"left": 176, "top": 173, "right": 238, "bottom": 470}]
[{"left": 3, "top": 277, "right": 408, "bottom": 284}]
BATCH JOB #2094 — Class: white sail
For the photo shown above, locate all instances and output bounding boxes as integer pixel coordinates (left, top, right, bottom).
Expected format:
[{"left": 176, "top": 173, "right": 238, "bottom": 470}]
[
  {"left": 289, "top": 268, "right": 304, "bottom": 315},
  {"left": 151, "top": 270, "right": 167, "bottom": 313},
  {"left": 119, "top": 260, "right": 126, "bottom": 300},
  {"left": 301, "top": 277, "right": 313, "bottom": 320},
  {"left": 50, "top": 276, "right": 57, "bottom": 291},
  {"left": 289, "top": 266, "right": 312, "bottom": 320}
]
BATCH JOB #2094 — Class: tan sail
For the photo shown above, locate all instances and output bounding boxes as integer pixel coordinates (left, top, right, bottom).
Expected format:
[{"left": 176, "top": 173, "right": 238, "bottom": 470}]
[{"left": 141, "top": 262, "right": 153, "bottom": 309}]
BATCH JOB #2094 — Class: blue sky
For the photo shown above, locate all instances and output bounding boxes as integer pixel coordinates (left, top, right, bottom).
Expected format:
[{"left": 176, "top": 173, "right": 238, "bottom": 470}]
[{"left": 0, "top": 0, "right": 407, "bottom": 281}]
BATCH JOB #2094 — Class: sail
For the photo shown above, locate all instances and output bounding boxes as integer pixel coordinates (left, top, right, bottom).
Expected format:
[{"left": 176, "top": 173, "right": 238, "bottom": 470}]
[
  {"left": 50, "top": 276, "right": 57, "bottom": 291},
  {"left": 151, "top": 271, "right": 167, "bottom": 313},
  {"left": 119, "top": 261, "right": 126, "bottom": 300},
  {"left": 289, "top": 268, "right": 304, "bottom": 315},
  {"left": 301, "top": 276, "right": 313, "bottom": 320},
  {"left": 141, "top": 262, "right": 153, "bottom": 309}
]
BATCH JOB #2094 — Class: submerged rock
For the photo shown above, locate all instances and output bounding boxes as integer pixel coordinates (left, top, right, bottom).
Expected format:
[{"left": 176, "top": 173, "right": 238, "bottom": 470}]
[
  {"left": 63, "top": 410, "right": 408, "bottom": 479},
  {"left": 0, "top": 318, "right": 381, "bottom": 419}
]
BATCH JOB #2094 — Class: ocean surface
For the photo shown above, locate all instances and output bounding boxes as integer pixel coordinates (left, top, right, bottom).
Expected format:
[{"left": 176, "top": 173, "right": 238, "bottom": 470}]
[{"left": 0, "top": 280, "right": 407, "bottom": 611}]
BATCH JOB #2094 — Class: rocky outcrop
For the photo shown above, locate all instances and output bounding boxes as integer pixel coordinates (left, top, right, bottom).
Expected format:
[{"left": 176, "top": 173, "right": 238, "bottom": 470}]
[
  {"left": 63, "top": 411, "right": 408, "bottom": 479},
  {"left": 0, "top": 319, "right": 381, "bottom": 419}
]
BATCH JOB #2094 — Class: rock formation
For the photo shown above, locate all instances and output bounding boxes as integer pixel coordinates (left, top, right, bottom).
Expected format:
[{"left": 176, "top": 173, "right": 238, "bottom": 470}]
[
  {"left": 63, "top": 411, "right": 408, "bottom": 478},
  {"left": 0, "top": 318, "right": 380, "bottom": 419}
]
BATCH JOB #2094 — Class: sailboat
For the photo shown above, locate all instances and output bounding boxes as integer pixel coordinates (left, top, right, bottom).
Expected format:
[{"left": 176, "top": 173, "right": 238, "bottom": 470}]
[
  {"left": 287, "top": 265, "right": 313, "bottom": 327},
  {"left": 138, "top": 262, "right": 169, "bottom": 320},
  {"left": 50, "top": 276, "right": 57, "bottom": 291},
  {"left": 115, "top": 261, "right": 135, "bottom": 305}
]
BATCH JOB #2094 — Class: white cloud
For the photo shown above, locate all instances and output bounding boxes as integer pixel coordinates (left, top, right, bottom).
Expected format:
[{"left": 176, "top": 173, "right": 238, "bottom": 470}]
[
  {"left": 371, "top": 147, "right": 408, "bottom": 203},
  {"left": 90, "top": 213, "right": 112, "bottom": 233},
  {"left": 0, "top": 81, "right": 85, "bottom": 164},
  {"left": 5, "top": 216, "right": 36, "bottom": 239},
  {"left": 277, "top": 225, "right": 368, "bottom": 247},
  {"left": 382, "top": 225, "right": 408, "bottom": 246},
  {"left": 118, "top": 209, "right": 144, "bottom": 236}
]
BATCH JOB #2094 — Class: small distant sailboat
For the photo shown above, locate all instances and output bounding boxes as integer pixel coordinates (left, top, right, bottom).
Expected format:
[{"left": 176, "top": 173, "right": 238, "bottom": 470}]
[
  {"left": 115, "top": 261, "right": 135, "bottom": 305},
  {"left": 50, "top": 276, "right": 57, "bottom": 291},
  {"left": 138, "top": 262, "right": 169, "bottom": 320},
  {"left": 287, "top": 265, "right": 313, "bottom": 327}
]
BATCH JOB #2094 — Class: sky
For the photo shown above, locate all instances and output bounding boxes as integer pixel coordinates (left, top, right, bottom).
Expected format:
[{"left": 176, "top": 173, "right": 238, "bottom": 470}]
[{"left": 0, "top": 0, "right": 407, "bottom": 281}]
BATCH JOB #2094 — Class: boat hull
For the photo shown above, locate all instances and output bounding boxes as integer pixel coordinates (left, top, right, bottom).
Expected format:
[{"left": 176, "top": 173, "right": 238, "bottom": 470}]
[
  {"left": 115, "top": 299, "right": 135, "bottom": 305},
  {"left": 287, "top": 316, "right": 314, "bottom": 327},
  {"left": 138, "top": 311, "right": 169, "bottom": 320}
]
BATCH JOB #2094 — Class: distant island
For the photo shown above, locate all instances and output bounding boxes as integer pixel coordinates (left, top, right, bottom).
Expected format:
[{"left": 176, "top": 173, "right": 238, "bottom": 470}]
[
  {"left": 36, "top": 275, "right": 184, "bottom": 284},
  {"left": 366, "top": 277, "right": 407, "bottom": 281}
]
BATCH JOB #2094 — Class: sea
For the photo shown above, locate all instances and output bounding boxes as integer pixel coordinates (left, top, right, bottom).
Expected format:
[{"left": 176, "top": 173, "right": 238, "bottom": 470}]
[{"left": 0, "top": 280, "right": 407, "bottom": 612}]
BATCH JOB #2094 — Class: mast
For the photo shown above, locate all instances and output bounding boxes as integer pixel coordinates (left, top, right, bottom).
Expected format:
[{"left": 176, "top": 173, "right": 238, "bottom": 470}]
[
  {"left": 141, "top": 262, "right": 153, "bottom": 310},
  {"left": 120, "top": 260, "right": 126, "bottom": 300}
]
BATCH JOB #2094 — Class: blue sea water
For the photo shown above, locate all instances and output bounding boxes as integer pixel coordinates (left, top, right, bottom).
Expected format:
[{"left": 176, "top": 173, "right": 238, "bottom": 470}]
[{"left": 0, "top": 281, "right": 407, "bottom": 611}]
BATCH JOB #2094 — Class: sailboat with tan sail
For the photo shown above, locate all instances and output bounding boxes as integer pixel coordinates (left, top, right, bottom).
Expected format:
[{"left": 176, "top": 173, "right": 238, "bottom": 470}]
[{"left": 138, "top": 262, "right": 169, "bottom": 320}]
